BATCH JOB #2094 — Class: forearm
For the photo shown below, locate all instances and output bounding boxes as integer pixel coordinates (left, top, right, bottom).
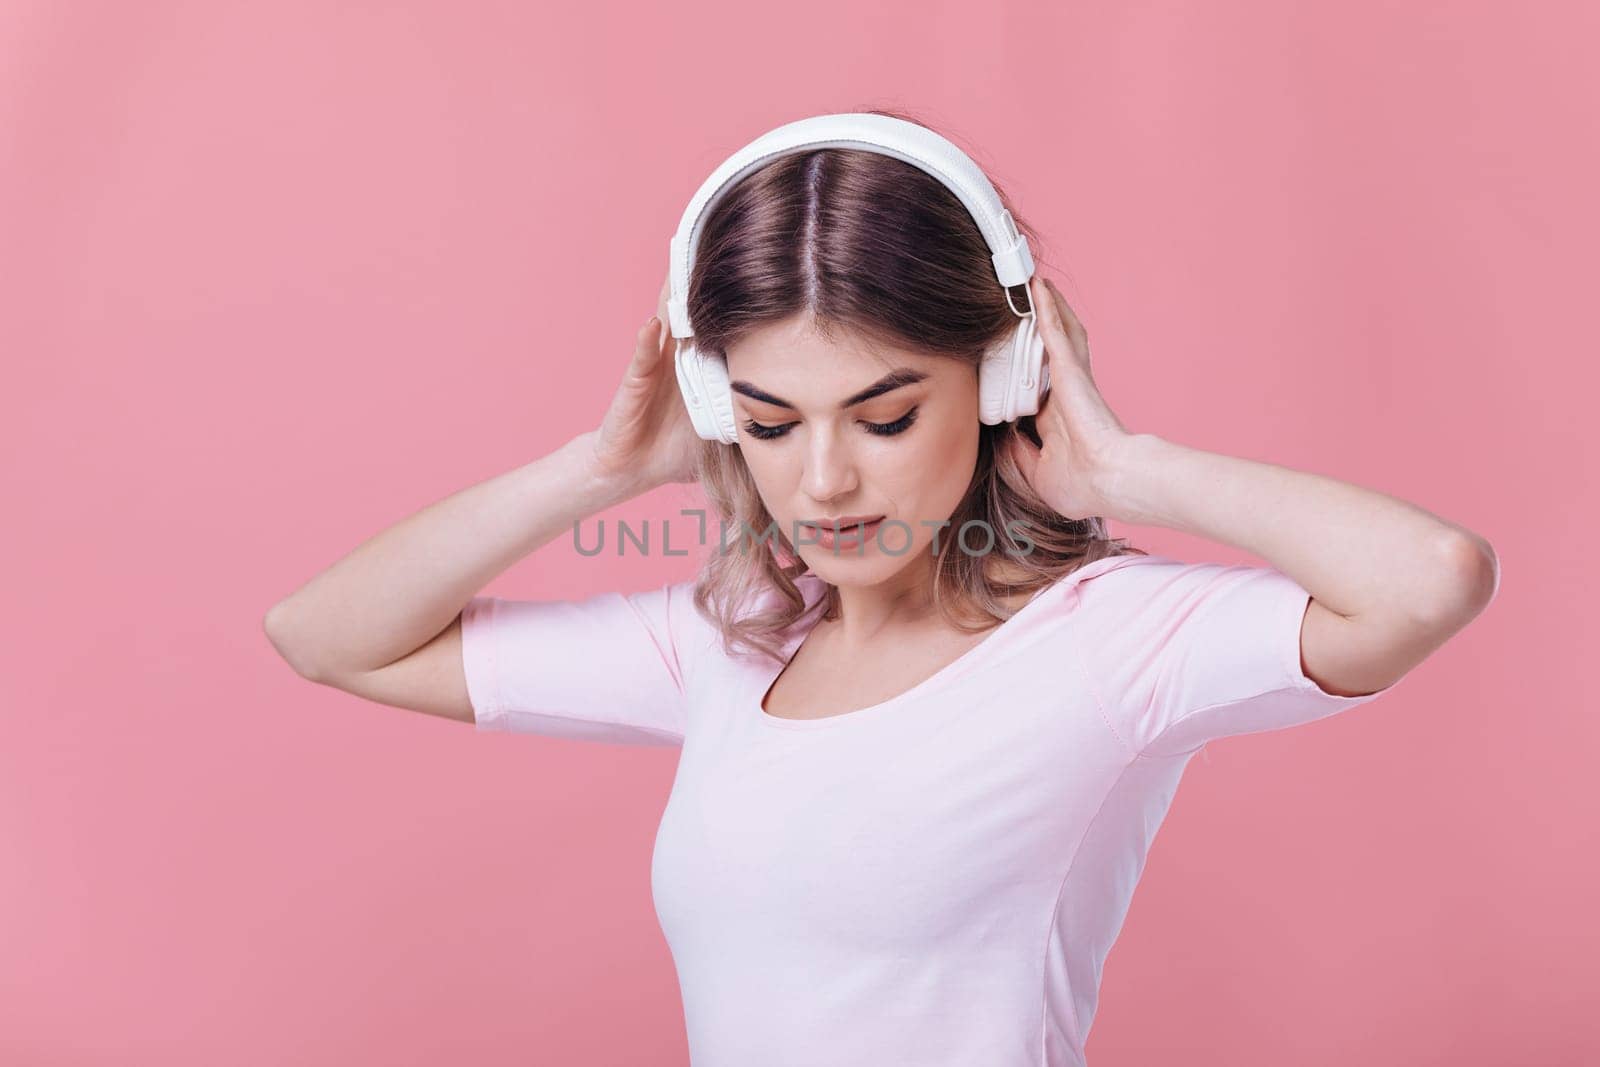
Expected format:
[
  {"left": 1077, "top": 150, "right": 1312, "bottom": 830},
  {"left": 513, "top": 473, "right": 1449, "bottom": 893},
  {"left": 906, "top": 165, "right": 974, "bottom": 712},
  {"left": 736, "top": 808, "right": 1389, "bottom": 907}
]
[
  {"left": 1098, "top": 433, "right": 1497, "bottom": 624},
  {"left": 264, "top": 429, "right": 650, "bottom": 679}
]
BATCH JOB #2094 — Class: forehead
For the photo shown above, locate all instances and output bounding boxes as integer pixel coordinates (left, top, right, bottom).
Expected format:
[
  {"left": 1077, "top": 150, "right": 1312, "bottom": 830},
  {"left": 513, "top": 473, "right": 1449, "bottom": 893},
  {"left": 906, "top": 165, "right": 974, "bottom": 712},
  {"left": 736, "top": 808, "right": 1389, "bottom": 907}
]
[{"left": 723, "top": 315, "right": 960, "bottom": 405}]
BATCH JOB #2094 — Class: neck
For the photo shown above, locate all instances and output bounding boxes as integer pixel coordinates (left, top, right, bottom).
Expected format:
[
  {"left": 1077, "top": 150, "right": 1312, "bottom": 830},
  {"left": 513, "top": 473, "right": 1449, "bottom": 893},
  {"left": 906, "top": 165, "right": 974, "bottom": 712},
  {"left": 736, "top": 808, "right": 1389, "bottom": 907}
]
[{"left": 825, "top": 554, "right": 941, "bottom": 641}]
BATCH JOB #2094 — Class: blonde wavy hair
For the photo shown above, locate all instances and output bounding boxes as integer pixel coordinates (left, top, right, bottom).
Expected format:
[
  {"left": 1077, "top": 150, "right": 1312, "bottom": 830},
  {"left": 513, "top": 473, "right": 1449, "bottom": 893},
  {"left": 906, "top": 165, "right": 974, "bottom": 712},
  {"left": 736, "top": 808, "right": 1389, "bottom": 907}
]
[{"left": 685, "top": 106, "right": 1144, "bottom": 663}]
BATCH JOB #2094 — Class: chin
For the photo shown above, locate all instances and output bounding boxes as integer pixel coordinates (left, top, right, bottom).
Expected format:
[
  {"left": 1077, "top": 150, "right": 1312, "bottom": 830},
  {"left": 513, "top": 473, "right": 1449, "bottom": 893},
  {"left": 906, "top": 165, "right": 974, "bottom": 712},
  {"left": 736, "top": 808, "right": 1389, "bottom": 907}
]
[{"left": 799, "top": 544, "right": 919, "bottom": 586}]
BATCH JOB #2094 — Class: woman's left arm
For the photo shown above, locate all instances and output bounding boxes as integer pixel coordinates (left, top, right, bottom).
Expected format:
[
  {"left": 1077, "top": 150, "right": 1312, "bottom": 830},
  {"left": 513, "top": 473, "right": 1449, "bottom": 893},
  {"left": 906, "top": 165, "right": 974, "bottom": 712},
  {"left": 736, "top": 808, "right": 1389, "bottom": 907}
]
[
  {"left": 1098, "top": 432, "right": 1498, "bottom": 696},
  {"left": 1007, "top": 276, "right": 1500, "bottom": 698}
]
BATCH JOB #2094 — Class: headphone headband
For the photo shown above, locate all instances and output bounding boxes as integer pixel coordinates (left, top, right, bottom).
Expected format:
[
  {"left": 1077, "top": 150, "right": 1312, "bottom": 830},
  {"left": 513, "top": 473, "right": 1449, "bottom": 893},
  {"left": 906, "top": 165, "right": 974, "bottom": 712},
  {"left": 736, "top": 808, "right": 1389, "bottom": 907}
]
[{"left": 665, "top": 113, "right": 1036, "bottom": 341}]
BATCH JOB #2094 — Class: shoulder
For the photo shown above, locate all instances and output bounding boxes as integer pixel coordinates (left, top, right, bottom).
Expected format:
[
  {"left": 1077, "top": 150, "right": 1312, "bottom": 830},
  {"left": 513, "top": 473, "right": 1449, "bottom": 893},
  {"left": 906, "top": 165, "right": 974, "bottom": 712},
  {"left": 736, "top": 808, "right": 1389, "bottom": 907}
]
[
  {"left": 1062, "top": 554, "right": 1322, "bottom": 670},
  {"left": 1041, "top": 552, "right": 1279, "bottom": 639},
  {"left": 663, "top": 571, "right": 832, "bottom": 657},
  {"left": 1064, "top": 551, "right": 1275, "bottom": 616},
  {"left": 1050, "top": 551, "right": 1179, "bottom": 606}
]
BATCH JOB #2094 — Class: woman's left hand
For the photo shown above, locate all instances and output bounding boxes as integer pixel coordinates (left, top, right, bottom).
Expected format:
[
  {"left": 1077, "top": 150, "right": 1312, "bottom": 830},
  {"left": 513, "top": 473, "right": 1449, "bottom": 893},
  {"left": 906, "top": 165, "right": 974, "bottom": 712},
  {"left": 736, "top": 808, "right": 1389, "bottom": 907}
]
[{"left": 1002, "top": 276, "right": 1136, "bottom": 521}]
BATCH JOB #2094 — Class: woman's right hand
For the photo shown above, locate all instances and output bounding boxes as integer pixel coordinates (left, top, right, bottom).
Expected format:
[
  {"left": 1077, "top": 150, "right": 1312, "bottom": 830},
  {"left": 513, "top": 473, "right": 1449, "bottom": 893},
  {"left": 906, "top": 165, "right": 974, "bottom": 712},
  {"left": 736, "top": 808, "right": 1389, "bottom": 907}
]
[{"left": 589, "top": 274, "right": 704, "bottom": 490}]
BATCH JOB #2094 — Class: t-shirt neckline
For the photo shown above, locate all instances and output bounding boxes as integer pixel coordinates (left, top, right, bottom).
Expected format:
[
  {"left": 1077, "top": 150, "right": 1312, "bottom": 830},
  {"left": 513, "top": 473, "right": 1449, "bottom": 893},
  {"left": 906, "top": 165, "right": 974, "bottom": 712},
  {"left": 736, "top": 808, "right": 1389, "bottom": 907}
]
[{"left": 753, "top": 554, "right": 1146, "bottom": 732}]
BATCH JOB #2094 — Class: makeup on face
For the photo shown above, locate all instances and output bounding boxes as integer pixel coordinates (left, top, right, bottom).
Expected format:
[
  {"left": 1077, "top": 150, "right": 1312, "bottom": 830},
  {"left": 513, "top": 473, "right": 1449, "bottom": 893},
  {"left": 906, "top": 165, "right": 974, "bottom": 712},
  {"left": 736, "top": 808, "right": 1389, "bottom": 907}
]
[
  {"left": 799, "top": 516, "right": 886, "bottom": 553},
  {"left": 725, "top": 325, "right": 980, "bottom": 572},
  {"left": 732, "top": 369, "right": 929, "bottom": 442}
]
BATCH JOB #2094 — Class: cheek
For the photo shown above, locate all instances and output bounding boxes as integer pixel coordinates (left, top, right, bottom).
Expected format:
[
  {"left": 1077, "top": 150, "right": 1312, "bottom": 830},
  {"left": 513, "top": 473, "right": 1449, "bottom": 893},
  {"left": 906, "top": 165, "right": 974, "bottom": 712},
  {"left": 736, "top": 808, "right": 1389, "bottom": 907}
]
[
  {"left": 878, "top": 413, "right": 979, "bottom": 499},
  {"left": 738, "top": 445, "right": 798, "bottom": 508}
]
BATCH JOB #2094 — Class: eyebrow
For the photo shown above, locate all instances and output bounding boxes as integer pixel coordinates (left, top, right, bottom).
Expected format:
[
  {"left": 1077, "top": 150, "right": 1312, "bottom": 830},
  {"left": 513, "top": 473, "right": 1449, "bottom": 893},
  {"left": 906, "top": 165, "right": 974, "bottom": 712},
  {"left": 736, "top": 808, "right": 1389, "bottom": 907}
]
[{"left": 728, "top": 368, "right": 931, "bottom": 411}]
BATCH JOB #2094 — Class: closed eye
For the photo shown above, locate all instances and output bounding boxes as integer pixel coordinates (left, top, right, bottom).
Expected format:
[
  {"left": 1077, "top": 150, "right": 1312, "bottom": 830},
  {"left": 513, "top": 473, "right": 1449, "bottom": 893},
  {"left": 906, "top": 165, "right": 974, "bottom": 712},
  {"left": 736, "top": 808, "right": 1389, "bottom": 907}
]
[{"left": 742, "top": 407, "right": 919, "bottom": 441}]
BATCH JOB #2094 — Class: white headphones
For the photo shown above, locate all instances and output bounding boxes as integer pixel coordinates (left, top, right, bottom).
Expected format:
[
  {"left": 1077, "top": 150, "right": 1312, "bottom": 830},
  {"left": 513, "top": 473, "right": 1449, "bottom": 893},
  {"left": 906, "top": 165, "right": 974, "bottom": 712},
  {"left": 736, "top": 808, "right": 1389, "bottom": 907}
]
[{"left": 667, "top": 112, "right": 1051, "bottom": 445}]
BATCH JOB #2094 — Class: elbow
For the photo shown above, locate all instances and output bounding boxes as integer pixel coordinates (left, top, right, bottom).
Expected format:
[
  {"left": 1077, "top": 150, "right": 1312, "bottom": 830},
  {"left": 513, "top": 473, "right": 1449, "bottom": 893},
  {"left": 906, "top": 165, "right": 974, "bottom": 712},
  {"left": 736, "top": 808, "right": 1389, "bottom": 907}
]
[
  {"left": 1425, "top": 533, "right": 1500, "bottom": 626},
  {"left": 263, "top": 601, "right": 328, "bottom": 683}
]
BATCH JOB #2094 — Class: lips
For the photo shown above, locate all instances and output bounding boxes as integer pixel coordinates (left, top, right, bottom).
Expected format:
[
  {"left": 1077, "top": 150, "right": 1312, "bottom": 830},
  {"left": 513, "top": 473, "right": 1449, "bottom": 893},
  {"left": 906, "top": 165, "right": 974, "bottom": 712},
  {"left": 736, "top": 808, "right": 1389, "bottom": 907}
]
[
  {"left": 800, "top": 515, "right": 886, "bottom": 553},
  {"left": 802, "top": 514, "right": 884, "bottom": 529}
]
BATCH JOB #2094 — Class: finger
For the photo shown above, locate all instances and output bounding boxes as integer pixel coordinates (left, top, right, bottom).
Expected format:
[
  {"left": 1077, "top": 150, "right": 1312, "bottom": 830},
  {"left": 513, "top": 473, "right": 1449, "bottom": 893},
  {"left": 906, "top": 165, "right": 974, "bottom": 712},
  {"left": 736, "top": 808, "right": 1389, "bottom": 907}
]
[
  {"left": 638, "top": 314, "right": 661, "bottom": 345},
  {"left": 1006, "top": 427, "right": 1040, "bottom": 487},
  {"left": 657, "top": 316, "right": 674, "bottom": 369},
  {"left": 1043, "top": 278, "right": 1073, "bottom": 331},
  {"left": 633, "top": 315, "right": 664, "bottom": 371},
  {"left": 1044, "top": 278, "right": 1091, "bottom": 363},
  {"left": 1031, "top": 277, "right": 1073, "bottom": 357}
]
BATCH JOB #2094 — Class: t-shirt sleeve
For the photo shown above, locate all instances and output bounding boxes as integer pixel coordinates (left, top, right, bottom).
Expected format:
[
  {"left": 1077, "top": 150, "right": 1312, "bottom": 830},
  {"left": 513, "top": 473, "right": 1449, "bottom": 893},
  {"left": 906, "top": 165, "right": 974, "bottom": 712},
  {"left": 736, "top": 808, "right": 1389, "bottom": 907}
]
[
  {"left": 459, "top": 579, "right": 700, "bottom": 746},
  {"left": 1074, "top": 557, "right": 1409, "bottom": 759}
]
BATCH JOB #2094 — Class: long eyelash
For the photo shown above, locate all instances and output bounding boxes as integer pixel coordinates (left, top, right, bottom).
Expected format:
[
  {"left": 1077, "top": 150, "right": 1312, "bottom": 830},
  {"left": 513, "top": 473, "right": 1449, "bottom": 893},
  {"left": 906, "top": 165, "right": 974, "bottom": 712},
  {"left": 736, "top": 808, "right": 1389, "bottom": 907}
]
[
  {"left": 865, "top": 408, "right": 918, "bottom": 436},
  {"left": 743, "top": 407, "right": 920, "bottom": 441},
  {"left": 742, "top": 419, "right": 794, "bottom": 440}
]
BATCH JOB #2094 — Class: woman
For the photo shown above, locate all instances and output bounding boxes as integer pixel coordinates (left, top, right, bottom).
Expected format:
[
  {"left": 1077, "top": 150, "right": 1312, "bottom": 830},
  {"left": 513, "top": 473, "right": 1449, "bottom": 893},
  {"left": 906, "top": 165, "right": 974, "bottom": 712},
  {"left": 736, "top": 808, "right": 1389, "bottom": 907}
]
[{"left": 264, "top": 110, "right": 1498, "bottom": 1066}]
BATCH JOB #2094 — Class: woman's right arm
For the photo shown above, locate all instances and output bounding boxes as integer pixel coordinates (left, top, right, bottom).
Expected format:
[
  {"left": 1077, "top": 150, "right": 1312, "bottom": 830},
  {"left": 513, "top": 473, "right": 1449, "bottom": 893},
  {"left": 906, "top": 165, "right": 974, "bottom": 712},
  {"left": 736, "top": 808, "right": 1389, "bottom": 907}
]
[
  {"left": 263, "top": 428, "right": 652, "bottom": 723},
  {"left": 265, "top": 279, "right": 698, "bottom": 724}
]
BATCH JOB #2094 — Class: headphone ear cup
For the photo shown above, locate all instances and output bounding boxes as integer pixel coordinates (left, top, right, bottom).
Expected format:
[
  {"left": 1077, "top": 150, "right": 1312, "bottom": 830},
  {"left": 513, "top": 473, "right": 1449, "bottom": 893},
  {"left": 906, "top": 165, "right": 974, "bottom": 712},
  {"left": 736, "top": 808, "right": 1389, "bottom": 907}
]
[
  {"left": 673, "top": 342, "right": 740, "bottom": 444},
  {"left": 976, "top": 332, "right": 1014, "bottom": 425},
  {"left": 699, "top": 353, "right": 739, "bottom": 444},
  {"left": 977, "top": 319, "right": 1049, "bottom": 424},
  {"left": 1012, "top": 315, "right": 1049, "bottom": 419}
]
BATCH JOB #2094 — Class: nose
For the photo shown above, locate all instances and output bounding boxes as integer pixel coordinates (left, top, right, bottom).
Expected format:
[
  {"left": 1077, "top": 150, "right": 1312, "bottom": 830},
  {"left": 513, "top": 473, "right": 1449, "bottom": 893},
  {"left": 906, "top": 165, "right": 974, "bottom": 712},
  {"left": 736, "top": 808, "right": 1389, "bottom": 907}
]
[{"left": 800, "top": 425, "right": 859, "bottom": 504}]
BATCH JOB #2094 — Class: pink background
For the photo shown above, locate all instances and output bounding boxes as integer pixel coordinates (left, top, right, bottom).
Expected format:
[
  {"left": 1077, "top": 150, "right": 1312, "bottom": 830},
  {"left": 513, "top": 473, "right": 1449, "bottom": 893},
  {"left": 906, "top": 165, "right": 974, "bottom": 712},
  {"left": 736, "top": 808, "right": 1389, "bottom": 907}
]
[{"left": 2, "top": 2, "right": 1592, "bottom": 1064}]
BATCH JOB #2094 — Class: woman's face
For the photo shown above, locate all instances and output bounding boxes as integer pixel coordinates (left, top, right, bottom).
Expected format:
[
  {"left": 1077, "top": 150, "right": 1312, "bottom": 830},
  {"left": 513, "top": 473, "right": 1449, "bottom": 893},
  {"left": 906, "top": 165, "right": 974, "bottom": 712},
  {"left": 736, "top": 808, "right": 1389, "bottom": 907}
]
[{"left": 722, "top": 315, "right": 981, "bottom": 589}]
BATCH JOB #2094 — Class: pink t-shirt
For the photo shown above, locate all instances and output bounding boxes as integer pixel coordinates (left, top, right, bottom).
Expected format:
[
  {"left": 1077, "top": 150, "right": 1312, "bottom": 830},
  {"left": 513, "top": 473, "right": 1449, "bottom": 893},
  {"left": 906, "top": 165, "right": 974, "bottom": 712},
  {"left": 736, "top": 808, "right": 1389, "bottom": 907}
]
[{"left": 460, "top": 552, "right": 1406, "bottom": 1066}]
